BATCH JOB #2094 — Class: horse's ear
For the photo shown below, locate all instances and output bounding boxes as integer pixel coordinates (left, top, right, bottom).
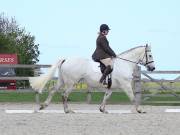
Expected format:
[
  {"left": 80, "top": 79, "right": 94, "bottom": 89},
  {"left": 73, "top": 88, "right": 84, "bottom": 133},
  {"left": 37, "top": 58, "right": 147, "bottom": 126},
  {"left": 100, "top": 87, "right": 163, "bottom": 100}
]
[{"left": 146, "top": 44, "right": 151, "bottom": 49}]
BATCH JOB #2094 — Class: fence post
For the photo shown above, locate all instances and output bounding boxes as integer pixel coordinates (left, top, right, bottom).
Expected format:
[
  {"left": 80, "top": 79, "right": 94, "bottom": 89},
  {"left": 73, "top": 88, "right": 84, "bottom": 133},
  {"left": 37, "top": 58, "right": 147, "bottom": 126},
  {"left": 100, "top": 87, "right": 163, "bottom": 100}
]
[
  {"left": 34, "top": 67, "right": 40, "bottom": 105},
  {"left": 86, "top": 89, "right": 92, "bottom": 104},
  {"left": 133, "top": 65, "right": 142, "bottom": 106},
  {"left": 35, "top": 92, "right": 40, "bottom": 105}
]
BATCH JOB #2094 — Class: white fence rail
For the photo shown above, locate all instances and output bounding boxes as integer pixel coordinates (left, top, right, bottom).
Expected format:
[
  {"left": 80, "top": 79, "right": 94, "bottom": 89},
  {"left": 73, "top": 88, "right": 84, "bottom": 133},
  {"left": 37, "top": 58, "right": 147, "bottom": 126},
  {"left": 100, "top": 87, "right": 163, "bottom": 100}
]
[{"left": 0, "top": 64, "right": 180, "bottom": 104}]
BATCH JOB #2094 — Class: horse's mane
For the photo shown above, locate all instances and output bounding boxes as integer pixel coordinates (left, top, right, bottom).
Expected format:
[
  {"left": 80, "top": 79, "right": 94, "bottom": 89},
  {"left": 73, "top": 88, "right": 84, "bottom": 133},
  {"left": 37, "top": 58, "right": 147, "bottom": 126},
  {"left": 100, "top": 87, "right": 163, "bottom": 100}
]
[{"left": 118, "top": 46, "right": 145, "bottom": 56}]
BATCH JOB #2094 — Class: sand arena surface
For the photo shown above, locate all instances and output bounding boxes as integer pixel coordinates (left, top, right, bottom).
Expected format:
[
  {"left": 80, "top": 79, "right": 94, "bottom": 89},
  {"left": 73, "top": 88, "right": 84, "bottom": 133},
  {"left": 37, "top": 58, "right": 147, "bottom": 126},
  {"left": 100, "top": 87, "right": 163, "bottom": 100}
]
[{"left": 0, "top": 103, "right": 180, "bottom": 135}]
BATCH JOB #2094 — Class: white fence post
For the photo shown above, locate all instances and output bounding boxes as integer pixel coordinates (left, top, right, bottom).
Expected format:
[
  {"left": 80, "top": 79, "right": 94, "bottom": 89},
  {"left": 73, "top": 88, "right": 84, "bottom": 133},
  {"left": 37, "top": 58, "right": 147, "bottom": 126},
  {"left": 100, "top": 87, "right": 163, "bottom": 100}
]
[
  {"left": 86, "top": 90, "right": 92, "bottom": 104},
  {"left": 35, "top": 92, "right": 40, "bottom": 105},
  {"left": 34, "top": 67, "right": 40, "bottom": 105}
]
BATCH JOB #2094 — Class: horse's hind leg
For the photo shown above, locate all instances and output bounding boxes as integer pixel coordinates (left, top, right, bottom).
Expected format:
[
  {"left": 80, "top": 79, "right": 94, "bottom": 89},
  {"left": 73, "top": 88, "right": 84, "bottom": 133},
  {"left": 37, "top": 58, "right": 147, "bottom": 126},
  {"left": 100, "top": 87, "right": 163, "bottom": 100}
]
[
  {"left": 62, "top": 85, "right": 74, "bottom": 113},
  {"left": 39, "top": 79, "right": 64, "bottom": 110},
  {"left": 39, "top": 89, "right": 56, "bottom": 110},
  {"left": 99, "top": 89, "right": 112, "bottom": 113}
]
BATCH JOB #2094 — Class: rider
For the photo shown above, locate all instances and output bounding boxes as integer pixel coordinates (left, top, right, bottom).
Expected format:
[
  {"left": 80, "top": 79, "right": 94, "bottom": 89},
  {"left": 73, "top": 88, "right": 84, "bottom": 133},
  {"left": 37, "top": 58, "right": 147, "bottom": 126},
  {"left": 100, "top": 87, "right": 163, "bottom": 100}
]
[{"left": 92, "top": 24, "right": 117, "bottom": 84}]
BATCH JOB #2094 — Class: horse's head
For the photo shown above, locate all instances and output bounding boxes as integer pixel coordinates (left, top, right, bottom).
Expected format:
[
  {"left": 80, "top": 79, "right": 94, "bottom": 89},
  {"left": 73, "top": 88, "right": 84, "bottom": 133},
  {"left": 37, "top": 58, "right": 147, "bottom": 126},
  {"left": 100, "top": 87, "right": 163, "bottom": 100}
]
[
  {"left": 140, "top": 44, "right": 155, "bottom": 71},
  {"left": 116, "top": 44, "right": 155, "bottom": 71}
]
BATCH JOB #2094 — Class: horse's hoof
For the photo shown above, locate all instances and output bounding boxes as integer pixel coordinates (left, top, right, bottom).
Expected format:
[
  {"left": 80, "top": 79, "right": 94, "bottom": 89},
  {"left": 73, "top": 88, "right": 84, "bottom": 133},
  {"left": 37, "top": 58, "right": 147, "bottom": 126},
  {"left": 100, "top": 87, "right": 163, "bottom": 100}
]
[
  {"left": 100, "top": 108, "right": 108, "bottom": 114},
  {"left": 103, "top": 110, "right": 109, "bottom": 114},
  {"left": 100, "top": 110, "right": 108, "bottom": 114},
  {"left": 39, "top": 106, "right": 44, "bottom": 110},
  {"left": 65, "top": 110, "right": 75, "bottom": 114},
  {"left": 39, "top": 104, "right": 47, "bottom": 110},
  {"left": 34, "top": 109, "right": 39, "bottom": 113},
  {"left": 137, "top": 109, "right": 146, "bottom": 113},
  {"left": 99, "top": 108, "right": 103, "bottom": 112}
]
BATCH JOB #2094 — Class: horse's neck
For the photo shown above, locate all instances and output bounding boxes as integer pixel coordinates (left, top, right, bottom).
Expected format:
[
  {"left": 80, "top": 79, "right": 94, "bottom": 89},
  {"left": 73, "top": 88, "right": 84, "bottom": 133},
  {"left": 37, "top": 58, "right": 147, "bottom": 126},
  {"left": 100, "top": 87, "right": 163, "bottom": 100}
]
[{"left": 120, "top": 47, "right": 145, "bottom": 62}]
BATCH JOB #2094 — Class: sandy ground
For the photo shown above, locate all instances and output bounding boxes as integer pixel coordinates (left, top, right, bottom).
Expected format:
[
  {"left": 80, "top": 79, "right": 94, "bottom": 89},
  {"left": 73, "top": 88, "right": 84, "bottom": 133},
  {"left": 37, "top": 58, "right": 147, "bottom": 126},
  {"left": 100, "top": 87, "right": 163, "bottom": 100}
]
[{"left": 0, "top": 103, "right": 180, "bottom": 135}]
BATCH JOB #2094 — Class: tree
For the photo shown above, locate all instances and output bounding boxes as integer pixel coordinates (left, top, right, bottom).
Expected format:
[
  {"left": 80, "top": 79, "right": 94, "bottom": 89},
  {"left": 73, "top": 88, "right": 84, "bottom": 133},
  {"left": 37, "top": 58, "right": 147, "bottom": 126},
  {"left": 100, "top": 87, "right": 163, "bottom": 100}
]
[
  {"left": 0, "top": 13, "right": 40, "bottom": 87},
  {"left": 0, "top": 13, "right": 40, "bottom": 76}
]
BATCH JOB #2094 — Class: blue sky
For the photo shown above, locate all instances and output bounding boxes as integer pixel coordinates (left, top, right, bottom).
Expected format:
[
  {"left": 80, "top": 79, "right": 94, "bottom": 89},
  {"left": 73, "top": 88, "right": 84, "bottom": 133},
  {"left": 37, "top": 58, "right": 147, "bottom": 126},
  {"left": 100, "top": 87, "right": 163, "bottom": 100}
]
[{"left": 1, "top": 0, "right": 180, "bottom": 73}]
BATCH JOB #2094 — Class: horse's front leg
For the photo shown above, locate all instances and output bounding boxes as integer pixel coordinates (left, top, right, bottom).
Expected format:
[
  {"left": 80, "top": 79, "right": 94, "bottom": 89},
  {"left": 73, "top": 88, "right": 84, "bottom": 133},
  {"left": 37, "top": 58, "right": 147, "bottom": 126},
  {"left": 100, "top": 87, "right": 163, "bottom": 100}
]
[
  {"left": 122, "top": 81, "right": 145, "bottom": 113},
  {"left": 99, "top": 89, "right": 112, "bottom": 113},
  {"left": 134, "top": 91, "right": 146, "bottom": 113}
]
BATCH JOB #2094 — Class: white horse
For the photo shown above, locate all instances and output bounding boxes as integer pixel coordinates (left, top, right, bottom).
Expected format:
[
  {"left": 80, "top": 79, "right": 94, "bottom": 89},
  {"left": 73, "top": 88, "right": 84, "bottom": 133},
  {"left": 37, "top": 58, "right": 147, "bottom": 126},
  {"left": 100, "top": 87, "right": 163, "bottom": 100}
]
[{"left": 29, "top": 44, "right": 155, "bottom": 113}]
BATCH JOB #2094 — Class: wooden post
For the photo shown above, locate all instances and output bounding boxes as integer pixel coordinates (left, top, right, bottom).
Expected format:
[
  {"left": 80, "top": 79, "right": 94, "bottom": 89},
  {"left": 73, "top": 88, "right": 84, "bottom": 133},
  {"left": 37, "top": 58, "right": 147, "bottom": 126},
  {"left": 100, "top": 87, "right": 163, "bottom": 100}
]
[
  {"left": 133, "top": 65, "right": 142, "bottom": 106},
  {"left": 86, "top": 90, "right": 92, "bottom": 104},
  {"left": 34, "top": 67, "right": 40, "bottom": 105},
  {"left": 35, "top": 92, "right": 40, "bottom": 105}
]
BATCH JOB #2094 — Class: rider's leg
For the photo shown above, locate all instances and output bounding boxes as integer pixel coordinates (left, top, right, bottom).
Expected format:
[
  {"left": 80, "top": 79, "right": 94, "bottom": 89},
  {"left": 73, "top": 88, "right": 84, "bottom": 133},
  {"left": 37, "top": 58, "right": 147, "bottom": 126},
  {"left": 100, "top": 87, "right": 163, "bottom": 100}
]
[
  {"left": 99, "top": 58, "right": 113, "bottom": 83},
  {"left": 99, "top": 62, "right": 106, "bottom": 73},
  {"left": 99, "top": 65, "right": 112, "bottom": 83}
]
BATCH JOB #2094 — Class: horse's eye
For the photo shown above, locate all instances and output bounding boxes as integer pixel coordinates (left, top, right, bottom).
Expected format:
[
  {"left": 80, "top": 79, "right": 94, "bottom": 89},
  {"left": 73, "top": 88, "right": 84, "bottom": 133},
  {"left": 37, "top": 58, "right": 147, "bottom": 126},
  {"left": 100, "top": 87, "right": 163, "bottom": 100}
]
[{"left": 149, "top": 55, "right": 152, "bottom": 57}]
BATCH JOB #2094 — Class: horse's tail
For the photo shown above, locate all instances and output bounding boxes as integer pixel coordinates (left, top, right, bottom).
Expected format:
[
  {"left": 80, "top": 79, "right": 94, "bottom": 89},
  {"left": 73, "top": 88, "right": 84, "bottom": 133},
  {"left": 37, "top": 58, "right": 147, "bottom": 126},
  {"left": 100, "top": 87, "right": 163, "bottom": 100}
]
[{"left": 29, "top": 59, "right": 65, "bottom": 93}]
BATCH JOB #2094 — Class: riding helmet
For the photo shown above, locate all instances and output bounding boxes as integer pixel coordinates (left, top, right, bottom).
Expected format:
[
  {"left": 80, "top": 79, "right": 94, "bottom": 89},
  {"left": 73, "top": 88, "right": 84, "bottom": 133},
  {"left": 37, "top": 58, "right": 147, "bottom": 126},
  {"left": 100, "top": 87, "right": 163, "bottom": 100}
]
[{"left": 100, "top": 24, "right": 110, "bottom": 32}]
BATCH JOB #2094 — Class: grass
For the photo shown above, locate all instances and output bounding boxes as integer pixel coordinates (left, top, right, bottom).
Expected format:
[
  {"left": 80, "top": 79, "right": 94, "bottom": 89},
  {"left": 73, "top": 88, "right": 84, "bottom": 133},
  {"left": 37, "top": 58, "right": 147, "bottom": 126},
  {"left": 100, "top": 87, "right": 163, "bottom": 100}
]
[
  {"left": 1, "top": 90, "right": 180, "bottom": 106},
  {"left": 0, "top": 91, "right": 130, "bottom": 103}
]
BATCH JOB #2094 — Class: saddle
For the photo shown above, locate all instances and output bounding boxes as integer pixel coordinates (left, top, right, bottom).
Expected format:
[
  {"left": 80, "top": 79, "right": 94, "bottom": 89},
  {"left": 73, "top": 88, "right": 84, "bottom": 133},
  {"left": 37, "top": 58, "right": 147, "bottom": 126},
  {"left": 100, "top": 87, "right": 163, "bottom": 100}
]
[{"left": 99, "top": 62, "right": 112, "bottom": 89}]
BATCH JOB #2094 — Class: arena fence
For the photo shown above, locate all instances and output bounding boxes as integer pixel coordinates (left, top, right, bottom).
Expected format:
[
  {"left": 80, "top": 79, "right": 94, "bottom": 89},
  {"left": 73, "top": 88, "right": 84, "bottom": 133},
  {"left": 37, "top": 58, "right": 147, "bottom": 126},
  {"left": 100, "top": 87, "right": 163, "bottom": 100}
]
[{"left": 0, "top": 64, "right": 180, "bottom": 104}]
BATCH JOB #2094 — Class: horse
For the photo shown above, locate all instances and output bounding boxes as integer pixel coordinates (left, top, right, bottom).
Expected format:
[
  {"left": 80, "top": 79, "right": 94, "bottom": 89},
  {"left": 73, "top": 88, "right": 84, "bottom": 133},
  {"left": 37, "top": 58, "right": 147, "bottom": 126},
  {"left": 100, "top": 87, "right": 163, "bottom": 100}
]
[{"left": 29, "top": 44, "right": 155, "bottom": 113}]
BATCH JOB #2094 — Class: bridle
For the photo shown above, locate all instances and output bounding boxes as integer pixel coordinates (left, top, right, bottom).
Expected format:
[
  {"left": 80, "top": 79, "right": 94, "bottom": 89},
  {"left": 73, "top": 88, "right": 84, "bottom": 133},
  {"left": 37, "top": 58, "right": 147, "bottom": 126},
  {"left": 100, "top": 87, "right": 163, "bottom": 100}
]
[
  {"left": 140, "top": 44, "right": 154, "bottom": 66},
  {"left": 117, "top": 45, "right": 154, "bottom": 66}
]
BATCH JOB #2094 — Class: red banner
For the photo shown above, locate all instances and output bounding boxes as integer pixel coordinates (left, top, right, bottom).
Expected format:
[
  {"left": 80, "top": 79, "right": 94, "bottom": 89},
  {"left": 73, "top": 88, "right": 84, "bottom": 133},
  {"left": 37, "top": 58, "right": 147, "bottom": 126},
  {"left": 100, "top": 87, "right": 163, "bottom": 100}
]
[{"left": 0, "top": 54, "right": 18, "bottom": 64}]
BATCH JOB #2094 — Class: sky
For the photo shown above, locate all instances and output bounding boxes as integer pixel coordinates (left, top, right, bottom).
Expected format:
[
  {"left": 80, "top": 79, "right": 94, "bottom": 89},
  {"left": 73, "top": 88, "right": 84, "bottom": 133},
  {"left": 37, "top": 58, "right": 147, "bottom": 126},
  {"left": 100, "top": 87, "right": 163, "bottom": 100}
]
[{"left": 1, "top": 0, "right": 180, "bottom": 77}]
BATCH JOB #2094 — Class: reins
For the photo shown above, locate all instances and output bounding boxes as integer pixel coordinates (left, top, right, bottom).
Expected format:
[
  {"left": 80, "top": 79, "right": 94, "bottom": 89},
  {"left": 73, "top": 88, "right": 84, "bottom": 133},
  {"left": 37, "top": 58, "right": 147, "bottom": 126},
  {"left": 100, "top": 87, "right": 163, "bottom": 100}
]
[
  {"left": 116, "top": 56, "right": 139, "bottom": 64},
  {"left": 116, "top": 45, "right": 153, "bottom": 66}
]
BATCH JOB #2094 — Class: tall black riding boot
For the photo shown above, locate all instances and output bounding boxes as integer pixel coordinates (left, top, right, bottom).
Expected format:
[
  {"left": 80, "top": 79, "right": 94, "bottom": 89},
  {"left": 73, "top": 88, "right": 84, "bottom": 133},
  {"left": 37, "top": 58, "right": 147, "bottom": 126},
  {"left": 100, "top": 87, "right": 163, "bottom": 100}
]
[{"left": 99, "top": 65, "right": 112, "bottom": 84}]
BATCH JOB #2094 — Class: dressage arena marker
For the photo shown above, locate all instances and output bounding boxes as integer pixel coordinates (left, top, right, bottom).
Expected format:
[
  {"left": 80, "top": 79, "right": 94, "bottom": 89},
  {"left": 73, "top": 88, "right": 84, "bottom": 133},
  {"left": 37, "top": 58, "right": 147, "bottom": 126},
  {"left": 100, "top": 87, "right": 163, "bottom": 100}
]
[
  {"left": 165, "top": 109, "right": 180, "bottom": 113},
  {"left": 5, "top": 109, "right": 132, "bottom": 114}
]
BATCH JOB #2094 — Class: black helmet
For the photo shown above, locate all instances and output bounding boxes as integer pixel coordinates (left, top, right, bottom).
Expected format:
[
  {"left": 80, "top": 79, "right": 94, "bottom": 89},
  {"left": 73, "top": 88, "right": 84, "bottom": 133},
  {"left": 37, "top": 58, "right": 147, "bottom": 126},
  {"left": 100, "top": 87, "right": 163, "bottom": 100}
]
[{"left": 100, "top": 24, "right": 110, "bottom": 32}]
